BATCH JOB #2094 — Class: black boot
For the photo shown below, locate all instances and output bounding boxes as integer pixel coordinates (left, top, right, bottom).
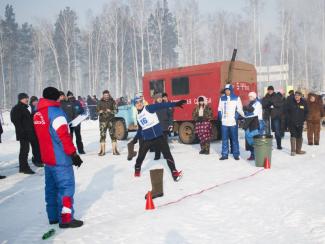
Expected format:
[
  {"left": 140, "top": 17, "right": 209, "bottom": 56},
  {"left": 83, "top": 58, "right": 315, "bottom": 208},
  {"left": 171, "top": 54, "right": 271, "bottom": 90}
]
[
  {"left": 59, "top": 219, "right": 83, "bottom": 229},
  {"left": 32, "top": 157, "right": 44, "bottom": 167},
  {"left": 0, "top": 175, "right": 6, "bottom": 179},
  {"left": 276, "top": 137, "right": 282, "bottom": 150},
  {"left": 19, "top": 167, "right": 35, "bottom": 175}
]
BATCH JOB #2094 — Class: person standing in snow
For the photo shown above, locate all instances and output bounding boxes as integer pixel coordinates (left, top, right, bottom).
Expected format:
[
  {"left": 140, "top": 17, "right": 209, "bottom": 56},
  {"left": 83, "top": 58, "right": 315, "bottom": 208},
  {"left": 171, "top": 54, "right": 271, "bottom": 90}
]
[
  {"left": 243, "top": 92, "right": 263, "bottom": 160},
  {"left": 96, "top": 90, "right": 119, "bottom": 156},
  {"left": 10, "top": 93, "right": 43, "bottom": 174},
  {"left": 132, "top": 97, "right": 186, "bottom": 182},
  {"left": 306, "top": 93, "right": 324, "bottom": 146},
  {"left": 34, "top": 87, "right": 83, "bottom": 228},
  {"left": 192, "top": 96, "right": 213, "bottom": 154},
  {"left": 66, "top": 91, "right": 86, "bottom": 154},
  {"left": 218, "top": 84, "right": 245, "bottom": 160},
  {"left": 262, "top": 86, "right": 284, "bottom": 149},
  {"left": 286, "top": 91, "right": 308, "bottom": 156}
]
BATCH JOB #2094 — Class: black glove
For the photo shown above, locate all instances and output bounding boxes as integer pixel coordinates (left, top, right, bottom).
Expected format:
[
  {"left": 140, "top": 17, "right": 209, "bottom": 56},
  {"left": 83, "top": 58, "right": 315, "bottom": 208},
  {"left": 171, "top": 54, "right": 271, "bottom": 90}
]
[
  {"left": 71, "top": 153, "right": 83, "bottom": 167},
  {"left": 175, "top": 100, "right": 187, "bottom": 108}
]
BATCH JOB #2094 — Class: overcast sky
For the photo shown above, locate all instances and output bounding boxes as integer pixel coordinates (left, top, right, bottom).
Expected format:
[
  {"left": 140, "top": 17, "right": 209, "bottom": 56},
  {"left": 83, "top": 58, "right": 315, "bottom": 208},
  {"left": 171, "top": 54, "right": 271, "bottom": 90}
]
[{"left": 0, "top": 0, "right": 277, "bottom": 35}]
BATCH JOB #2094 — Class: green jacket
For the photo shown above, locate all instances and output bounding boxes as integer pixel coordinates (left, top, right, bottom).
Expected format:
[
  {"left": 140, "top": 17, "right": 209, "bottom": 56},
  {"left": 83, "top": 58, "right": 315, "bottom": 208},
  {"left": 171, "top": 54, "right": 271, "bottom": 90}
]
[{"left": 96, "top": 97, "right": 118, "bottom": 122}]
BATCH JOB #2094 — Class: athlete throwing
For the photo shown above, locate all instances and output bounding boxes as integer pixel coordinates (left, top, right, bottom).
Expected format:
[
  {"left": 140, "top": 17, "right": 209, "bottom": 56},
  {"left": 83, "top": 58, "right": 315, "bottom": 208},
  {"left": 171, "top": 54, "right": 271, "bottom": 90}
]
[{"left": 132, "top": 97, "right": 186, "bottom": 182}]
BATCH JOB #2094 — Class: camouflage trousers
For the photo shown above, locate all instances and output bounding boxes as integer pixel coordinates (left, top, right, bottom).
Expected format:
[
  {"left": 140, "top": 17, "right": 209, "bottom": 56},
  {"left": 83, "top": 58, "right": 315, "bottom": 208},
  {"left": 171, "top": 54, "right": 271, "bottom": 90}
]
[{"left": 99, "top": 120, "right": 116, "bottom": 143}]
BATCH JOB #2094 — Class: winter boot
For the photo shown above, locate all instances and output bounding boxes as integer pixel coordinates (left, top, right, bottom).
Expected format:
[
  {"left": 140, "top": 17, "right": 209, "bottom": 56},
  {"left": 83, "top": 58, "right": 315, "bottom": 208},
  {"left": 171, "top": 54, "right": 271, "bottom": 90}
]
[
  {"left": 98, "top": 143, "right": 106, "bottom": 156},
  {"left": 172, "top": 170, "right": 183, "bottom": 182},
  {"left": 296, "top": 138, "right": 306, "bottom": 155},
  {"left": 0, "top": 175, "right": 6, "bottom": 179},
  {"left": 127, "top": 141, "right": 137, "bottom": 161},
  {"left": 32, "top": 157, "right": 44, "bottom": 167},
  {"left": 112, "top": 141, "right": 120, "bottom": 155},
  {"left": 134, "top": 168, "right": 141, "bottom": 177},
  {"left": 59, "top": 219, "right": 83, "bottom": 229},
  {"left": 19, "top": 167, "right": 35, "bottom": 175},
  {"left": 290, "top": 137, "right": 296, "bottom": 156},
  {"left": 276, "top": 137, "right": 282, "bottom": 150},
  {"left": 145, "top": 169, "right": 164, "bottom": 199},
  {"left": 199, "top": 143, "right": 205, "bottom": 154},
  {"left": 203, "top": 142, "right": 210, "bottom": 155}
]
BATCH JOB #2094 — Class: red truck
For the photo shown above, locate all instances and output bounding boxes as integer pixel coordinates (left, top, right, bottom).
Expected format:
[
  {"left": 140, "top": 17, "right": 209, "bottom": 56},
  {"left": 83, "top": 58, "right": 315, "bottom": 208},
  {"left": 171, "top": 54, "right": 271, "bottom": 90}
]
[{"left": 142, "top": 60, "right": 257, "bottom": 144}]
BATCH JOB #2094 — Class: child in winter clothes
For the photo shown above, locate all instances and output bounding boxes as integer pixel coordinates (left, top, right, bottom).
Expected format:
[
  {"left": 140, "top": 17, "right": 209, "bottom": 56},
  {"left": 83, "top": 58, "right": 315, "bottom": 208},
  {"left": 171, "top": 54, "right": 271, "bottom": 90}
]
[
  {"left": 192, "top": 96, "right": 213, "bottom": 154},
  {"left": 243, "top": 92, "right": 263, "bottom": 160},
  {"left": 306, "top": 93, "right": 324, "bottom": 145},
  {"left": 132, "top": 97, "right": 186, "bottom": 181}
]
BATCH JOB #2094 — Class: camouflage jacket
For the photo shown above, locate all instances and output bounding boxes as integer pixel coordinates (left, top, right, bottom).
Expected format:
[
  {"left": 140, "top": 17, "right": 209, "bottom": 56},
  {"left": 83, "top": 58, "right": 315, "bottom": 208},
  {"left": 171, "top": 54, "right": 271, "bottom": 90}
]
[
  {"left": 96, "top": 97, "right": 118, "bottom": 122},
  {"left": 192, "top": 105, "right": 213, "bottom": 122}
]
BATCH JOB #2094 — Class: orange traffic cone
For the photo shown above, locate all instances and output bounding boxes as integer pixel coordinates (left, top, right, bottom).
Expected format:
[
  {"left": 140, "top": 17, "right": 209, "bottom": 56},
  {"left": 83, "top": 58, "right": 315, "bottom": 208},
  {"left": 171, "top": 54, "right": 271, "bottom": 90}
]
[
  {"left": 145, "top": 191, "right": 155, "bottom": 210},
  {"left": 264, "top": 157, "right": 271, "bottom": 169}
]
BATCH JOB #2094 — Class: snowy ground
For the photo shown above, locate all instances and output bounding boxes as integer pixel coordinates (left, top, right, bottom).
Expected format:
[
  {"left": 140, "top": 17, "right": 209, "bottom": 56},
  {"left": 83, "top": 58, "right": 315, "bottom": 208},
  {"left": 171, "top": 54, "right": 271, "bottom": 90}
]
[{"left": 1, "top": 112, "right": 325, "bottom": 244}]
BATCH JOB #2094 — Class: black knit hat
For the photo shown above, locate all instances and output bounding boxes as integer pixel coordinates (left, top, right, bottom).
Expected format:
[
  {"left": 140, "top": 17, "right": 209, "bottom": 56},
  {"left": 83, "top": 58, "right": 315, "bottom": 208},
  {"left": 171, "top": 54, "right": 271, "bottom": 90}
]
[
  {"left": 198, "top": 96, "right": 204, "bottom": 102},
  {"left": 18, "top": 93, "right": 29, "bottom": 101},
  {"left": 43, "top": 87, "right": 60, "bottom": 101},
  {"left": 29, "top": 96, "right": 38, "bottom": 104},
  {"left": 66, "top": 91, "right": 74, "bottom": 97},
  {"left": 59, "top": 91, "right": 65, "bottom": 96},
  {"left": 267, "top": 86, "right": 274, "bottom": 91}
]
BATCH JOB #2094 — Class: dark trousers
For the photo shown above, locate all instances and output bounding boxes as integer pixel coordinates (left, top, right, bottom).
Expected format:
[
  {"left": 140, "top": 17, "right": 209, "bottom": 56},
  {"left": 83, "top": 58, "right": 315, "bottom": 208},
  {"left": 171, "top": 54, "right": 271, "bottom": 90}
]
[
  {"left": 289, "top": 124, "right": 303, "bottom": 139},
  {"left": 155, "top": 131, "right": 169, "bottom": 158},
  {"left": 19, "top": 138, "right": 42, "bottom": 170},
  {"left": 265, "top": 117, "right": 282, "bottom": 146},
  {"left": 70, "top": 124, "right": 84, "bottom": 153},
  {"left": 135, "top": 136, "right": 177, "bottom": 174},
  {"left": 30, "top": 139, "right": 42, "bottom": 163},
  {"left": 19, "top": 139, "right": 30, "bottom": 170}
]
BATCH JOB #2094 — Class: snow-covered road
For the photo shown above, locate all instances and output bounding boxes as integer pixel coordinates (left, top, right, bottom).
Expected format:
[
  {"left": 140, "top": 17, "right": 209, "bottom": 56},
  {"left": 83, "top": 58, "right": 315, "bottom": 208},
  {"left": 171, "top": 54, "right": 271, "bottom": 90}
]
[{"left": 1, "top": 116, "right": 325, "bottom": 244}]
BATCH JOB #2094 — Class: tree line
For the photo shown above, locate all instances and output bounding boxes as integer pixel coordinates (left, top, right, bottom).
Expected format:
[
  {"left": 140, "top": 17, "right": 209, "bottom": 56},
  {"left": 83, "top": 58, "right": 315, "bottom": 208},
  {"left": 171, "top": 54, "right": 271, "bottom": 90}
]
[{"left": 0, "top": 0, "right": 324, "bottom": 109}]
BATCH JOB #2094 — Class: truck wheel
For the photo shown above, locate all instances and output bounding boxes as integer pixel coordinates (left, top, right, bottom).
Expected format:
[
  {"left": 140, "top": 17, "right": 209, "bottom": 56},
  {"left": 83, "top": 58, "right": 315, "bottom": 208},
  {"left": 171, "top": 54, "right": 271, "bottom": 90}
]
[
  {"left": 179, "top": 122, "right": 196, "bottom": 144},
  {"left": 114, "top": 119, "right": 128, "bottom": 140}
]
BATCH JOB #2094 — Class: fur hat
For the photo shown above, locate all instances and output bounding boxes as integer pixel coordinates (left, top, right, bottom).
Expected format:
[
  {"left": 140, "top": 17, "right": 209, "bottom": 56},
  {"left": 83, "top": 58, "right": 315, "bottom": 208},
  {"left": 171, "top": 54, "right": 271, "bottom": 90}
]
[{"left": 43, "top": 87, "right": 60, "bottom": 101}]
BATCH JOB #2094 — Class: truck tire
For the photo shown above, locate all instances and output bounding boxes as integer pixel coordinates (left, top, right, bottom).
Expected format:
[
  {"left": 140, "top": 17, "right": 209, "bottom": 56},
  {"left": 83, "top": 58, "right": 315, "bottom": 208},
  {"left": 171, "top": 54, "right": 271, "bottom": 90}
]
[
  {"left": 114, "top": 119, "right": 128, "bottom": 140},
  {"left": 179, "top": 121, "right": 196, "bottom": 144}
]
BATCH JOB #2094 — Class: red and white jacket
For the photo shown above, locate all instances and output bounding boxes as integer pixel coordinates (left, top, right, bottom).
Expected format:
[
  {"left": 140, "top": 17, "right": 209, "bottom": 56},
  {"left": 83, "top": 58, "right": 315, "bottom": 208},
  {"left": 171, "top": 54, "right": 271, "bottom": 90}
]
[{"left": 33, "top": 98, "right": 76, "bottom": 166}]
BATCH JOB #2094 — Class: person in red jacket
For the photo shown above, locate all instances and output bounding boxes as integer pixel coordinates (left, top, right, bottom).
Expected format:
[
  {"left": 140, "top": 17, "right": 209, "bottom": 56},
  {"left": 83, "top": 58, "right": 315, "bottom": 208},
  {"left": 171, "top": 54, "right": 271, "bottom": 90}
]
[{"left": 33, "top": 87, "right": 83, "bottom": 229}]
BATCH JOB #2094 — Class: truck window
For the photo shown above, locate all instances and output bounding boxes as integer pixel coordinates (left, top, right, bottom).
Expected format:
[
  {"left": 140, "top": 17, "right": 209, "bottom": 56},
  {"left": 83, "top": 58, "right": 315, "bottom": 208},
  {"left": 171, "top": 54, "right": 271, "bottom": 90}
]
[
  {"left": 149, "top": 79, "right": 165, "bottom": 97},
  {"left": 172, "top": 77, "right": 189, "bottom": 95}
]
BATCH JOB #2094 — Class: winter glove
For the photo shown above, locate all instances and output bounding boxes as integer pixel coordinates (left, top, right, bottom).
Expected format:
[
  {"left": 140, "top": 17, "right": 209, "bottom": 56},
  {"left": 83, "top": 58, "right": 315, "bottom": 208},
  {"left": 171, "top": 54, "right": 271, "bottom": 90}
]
[
  {"left": 71, "top": 153, "right": 83, "bottom": 167},
  {"left": 175, "top": 100, "right": 187, "bottom": 108}
]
